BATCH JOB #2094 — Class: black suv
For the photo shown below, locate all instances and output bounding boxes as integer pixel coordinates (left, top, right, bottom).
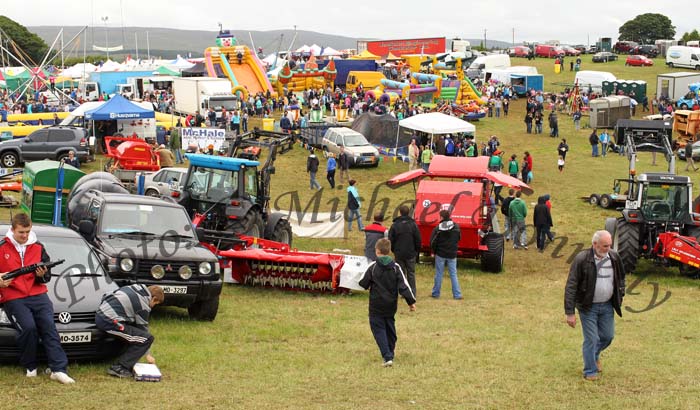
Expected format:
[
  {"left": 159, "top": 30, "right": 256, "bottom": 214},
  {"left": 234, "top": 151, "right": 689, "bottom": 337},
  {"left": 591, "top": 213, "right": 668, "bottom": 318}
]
[
  {"left": 0, "top": 126, "right": 90, "bottom": 168},
  {"left": 67, "top": 191, "right": 222, "bottom": 321},
  {"left": 632, "top": 45, "right": 659, "bottom": 58}
]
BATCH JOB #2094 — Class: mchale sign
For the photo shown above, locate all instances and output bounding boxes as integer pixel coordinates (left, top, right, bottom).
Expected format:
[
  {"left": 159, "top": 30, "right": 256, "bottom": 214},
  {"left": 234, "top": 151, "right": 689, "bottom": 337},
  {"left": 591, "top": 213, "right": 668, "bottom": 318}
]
[{"left": 365, "top": 37, "right": 446, "bottom": 57}]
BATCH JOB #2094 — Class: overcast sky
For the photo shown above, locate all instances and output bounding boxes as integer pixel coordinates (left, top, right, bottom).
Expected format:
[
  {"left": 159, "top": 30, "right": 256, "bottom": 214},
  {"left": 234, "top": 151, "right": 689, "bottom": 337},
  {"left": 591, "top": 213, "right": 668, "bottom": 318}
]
[{"left": 3, "top": 0, "right": 697, "bottom": 45}]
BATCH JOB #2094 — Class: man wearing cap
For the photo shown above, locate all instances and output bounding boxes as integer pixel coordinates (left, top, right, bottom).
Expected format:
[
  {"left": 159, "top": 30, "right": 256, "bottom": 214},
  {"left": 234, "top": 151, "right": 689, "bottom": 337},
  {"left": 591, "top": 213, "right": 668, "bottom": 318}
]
[{"left": 156, "top": 144, "right": 175, "bottom": 167}]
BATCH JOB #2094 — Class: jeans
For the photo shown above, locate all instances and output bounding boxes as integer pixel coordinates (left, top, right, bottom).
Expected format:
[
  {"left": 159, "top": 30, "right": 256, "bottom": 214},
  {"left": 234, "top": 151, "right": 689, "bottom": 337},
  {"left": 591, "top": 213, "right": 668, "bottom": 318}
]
[
  {"left": 579, "top": 301, "right": 615, "bottom": 377},
  {"left": 4, "top": 294, "right": 68, "bottom": 373},
  {"left": 513, "top": 220, "right": 527, "bottom": 247},
  {"left": 347, "top": 208, "right": 363, "bottom": 231},
  {"left": 504, "top": 217, "right": 511, "bottom": 240},
  {"left": 172, "top": 148, "right": 183, "bottom": 164},
  {"left": 536, "top": 123, "right": 543, "bottom": 134},
  {"left": 369, "top": 315, "right": 396, "bottom": 362},
  {"left": 432, "top": 255, "right": 461, "bottom": 299},
  {"left": 574, "top": 119, "right": 580, "bottom": 130},
  {"left": 536, "top": 225, "right": 549, "bottom": 250},
  {"left": 309, "top": 171, "right": 321, "bottom": 190},
  {"left": 422, "top": 163, "right": 430, "bottom": 172},
  {"left": 592, "top": 144, "right": 599, "bottom": 157},
  {"left": 601, "top": 143, "right": 608, "bottom": 157},
  {"left": 495, "top": 107, "right": 501, "bottom": 117},
  {"left": 526, "top": 123, "right": 532, "bottom": 133},
  {"left": 327, "top": 170, "right": 335, "bottom": 188}
]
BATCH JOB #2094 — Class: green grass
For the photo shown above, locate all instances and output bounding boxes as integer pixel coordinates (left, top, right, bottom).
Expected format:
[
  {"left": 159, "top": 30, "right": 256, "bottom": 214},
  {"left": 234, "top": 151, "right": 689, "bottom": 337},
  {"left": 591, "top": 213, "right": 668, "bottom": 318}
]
[{"left": 3, "top": 59, "right": 700, "bottom": 409}]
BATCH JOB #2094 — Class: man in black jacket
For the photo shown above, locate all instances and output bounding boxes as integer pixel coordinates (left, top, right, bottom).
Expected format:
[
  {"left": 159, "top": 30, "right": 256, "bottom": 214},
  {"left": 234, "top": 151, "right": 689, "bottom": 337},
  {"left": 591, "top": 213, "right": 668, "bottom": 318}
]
[
  {"left": 501, "top": 189, "right": 515, "bottom": 241},
  {"left": 564, "top": 230, "right": 625, "bottom": 381},
  {"left": 533, "top": 196, "right": 553, "bottom": 252},
  {"left": 364, "top": 212, "right": 387, "bottom": 261},
  {"left": 388, "top": 205, "right": 421, "bottom": 295},
  {"left": 430, "top": 210, "right": 462, "bottom": 299},
  {"left": 306, "top": 149, "right": 321, "bottom": 190},
  {"left": 338, "top": 146, "right": 351, "bottom": 184},
  {"left": 359, "top": 238, "right": 416, "bottom": 367}
]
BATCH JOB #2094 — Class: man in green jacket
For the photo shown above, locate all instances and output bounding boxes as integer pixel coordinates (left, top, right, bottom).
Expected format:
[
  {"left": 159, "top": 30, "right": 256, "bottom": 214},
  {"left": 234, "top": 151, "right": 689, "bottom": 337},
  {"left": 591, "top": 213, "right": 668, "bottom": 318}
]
[
  {"left": 488, "top": 150, "right": 503, "bottom": 171},
  {"left": 508, "top": 191, "right": 528, "bottom": 249},
  {"left": 169, "top": 121, "right": 183, "bottom": 164}
]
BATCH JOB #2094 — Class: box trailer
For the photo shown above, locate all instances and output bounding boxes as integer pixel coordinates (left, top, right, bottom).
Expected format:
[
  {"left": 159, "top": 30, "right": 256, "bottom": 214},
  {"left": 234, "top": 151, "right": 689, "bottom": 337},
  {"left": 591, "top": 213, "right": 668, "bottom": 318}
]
[
  {"left": 511, "top": 74, "right": 544, "bottom": 95},
  {"left": 172, "top": 77, "right": 239, "bottom": 118},
  {"left": 657, "top": 72, "right": 700, "bottom": 101}
]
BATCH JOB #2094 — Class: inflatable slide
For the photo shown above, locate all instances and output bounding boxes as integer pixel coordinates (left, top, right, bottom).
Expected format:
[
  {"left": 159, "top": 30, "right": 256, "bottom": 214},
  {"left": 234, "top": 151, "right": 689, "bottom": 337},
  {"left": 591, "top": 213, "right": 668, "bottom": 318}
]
[{"left": 204, "top": 45, "right": 275, "bottom": 99}]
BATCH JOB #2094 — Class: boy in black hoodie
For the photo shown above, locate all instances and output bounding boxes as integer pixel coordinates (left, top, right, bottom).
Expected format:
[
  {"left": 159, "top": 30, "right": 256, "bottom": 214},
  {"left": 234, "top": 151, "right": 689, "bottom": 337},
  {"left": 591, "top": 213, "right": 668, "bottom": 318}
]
[{"left": 359, "top": 238, "right": 416, "bottom": 367}]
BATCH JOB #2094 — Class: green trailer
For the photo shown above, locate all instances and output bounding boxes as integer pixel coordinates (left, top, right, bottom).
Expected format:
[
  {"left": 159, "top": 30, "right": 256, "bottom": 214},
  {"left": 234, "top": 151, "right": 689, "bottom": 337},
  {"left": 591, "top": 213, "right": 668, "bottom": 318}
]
[{"left": 21, "top": 161, "right": 85, "bottom": 224}]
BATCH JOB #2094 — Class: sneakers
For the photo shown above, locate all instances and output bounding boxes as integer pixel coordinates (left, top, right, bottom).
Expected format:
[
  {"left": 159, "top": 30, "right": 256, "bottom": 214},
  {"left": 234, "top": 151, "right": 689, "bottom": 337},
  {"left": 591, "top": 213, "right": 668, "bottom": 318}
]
[
  {"left": 382, "top": 360, "right": 393, "bottom": 367},
  {"left": 26, "top": 368, "right": 37, "bottom": 378},
  {"left": 583, "top": 374, "right": 600, "bottom": 381},
  {"left": 107, "top": 364, "right": 134, "bottom": 379},
  {"left": 50, "top": 371, "right": 75, "bottom": 384}
]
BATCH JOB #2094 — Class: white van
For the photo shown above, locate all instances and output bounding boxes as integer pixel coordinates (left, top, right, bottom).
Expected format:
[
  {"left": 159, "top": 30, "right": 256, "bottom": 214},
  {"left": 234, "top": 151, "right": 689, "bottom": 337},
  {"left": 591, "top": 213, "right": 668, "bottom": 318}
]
[
  {"left": 666, "top": 46, "right": 700, "bottom": 70},
  {"left": 574, "top": 71, "right": 616, "bottom": 93},
  {"left": 484, "top": 66, "right": 538, "bottom": 84},
  {"left": 466, "top": 54, "right": 511, "bottom": 81}
]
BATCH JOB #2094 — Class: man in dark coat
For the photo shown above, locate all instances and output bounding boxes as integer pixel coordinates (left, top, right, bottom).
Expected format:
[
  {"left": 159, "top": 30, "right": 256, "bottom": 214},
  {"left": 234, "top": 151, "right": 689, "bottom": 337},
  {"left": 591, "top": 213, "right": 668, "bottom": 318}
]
[
  {"left": 564, "top": 230, "right": 626, "bottom": 381},
  {"left": 533, "top": 196, "right": 553, "bottom": 252},
  {"left": 388, "top": 205, "right": 421, "bottom": 296},
  {"left": 430, "top": 210, "right": 462, "bottom": 299},
  {"left": 364, "top": 212, "right": 387, "bottom": 261}
]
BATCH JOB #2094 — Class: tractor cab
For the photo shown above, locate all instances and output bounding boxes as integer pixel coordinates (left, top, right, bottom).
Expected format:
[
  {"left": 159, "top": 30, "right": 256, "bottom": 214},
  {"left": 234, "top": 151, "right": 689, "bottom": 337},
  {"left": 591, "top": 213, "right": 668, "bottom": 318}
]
[
  {"left": 626, "top": 173, "right": 692, "bottom": 225},
  {"left": 178, "top": 154, "right": 261, "bottom": 233}
]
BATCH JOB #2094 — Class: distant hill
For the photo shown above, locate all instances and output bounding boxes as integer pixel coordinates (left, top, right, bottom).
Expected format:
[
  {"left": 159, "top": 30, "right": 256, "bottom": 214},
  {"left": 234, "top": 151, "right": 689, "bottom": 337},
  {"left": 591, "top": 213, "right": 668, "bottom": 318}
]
[{"left": 28, "top": 26, "right": 513, "bottom": 59}]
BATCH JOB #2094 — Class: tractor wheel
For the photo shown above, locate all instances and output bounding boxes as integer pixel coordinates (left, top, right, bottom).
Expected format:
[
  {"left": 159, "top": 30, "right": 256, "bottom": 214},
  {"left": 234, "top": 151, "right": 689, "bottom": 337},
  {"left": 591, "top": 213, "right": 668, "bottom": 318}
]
[
  {"left": 187, "top": 296, "right": 220, "bottom": 321},
  {"left": 480, "top": 232, "right": 504, "bottom": 273},
  {"left": 1, "top": 152, "right": 19, "bottom": 168},
  {"left": 589, "top": 194, "right": 600, "bottom": 206},
  {"left": 268, "top": 217, "right": 293, "bottom": 247},
  {"left": 604, "top": 217, "right": 617, "bottom": 237},
  {"left": 668, "top": 62, "right": 674, "bottom": 68},
  {"left": 599, "top": 194, "right": 612, "bottom": 209},
  {"left": 613, "top": 217, "right": 640, "bottom": 274},
  {"left": 230, "top": 209, "right": 264, "bottom": 238}
]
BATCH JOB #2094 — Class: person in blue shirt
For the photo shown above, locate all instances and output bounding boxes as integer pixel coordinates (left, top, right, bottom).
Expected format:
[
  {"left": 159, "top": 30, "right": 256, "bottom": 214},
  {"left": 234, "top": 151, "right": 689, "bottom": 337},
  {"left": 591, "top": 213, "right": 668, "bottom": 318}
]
[{"left": 326, "top": 153, "right": 337, "bottom": 189}]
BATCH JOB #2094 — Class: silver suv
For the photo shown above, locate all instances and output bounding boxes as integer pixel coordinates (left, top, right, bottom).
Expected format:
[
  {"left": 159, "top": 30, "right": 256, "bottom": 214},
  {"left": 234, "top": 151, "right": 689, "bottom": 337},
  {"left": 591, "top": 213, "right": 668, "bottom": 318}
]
[{"left": 0, "top": 126, "right": 90, "bottom": 167}]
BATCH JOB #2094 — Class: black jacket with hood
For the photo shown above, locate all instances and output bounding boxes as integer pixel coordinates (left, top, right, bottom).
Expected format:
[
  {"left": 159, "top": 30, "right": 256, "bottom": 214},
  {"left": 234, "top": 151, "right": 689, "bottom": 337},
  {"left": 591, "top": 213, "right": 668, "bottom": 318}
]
[
  {"left": 430, "top": 218, "right": 461, "bottom": 259},
  {"left": 533, "top": 196, "right": 553, "bottom": 227},
  {"left": 359, "top": 256, "right": 416, "bottom": 317}
]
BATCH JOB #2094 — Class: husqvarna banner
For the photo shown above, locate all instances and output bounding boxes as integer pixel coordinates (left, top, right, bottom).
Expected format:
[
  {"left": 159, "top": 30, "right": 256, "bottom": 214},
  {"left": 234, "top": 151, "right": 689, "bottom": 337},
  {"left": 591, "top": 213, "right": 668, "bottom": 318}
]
[{"left": 181, "top": 127, "right": 226, "bottom": 151}]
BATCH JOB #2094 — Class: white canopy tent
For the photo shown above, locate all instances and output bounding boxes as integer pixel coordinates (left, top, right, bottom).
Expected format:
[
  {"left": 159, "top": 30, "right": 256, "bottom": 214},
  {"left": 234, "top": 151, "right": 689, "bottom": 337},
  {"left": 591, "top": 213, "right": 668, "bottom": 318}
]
[
  {"left": 397, "top": 112, "right": 476, "bottom": 154},
  {"left": 169, "top": 55, "right": 195, "bottom": 70},
  {"left": 61, "top": 63, "right": 97, "bottom": 78},
  {"left": 309, "top": 44, "right": 322, "bottom": 56},
  {"left": 399, "top": 112, "right": 475, "bottom": 134},
  {"left": 321, "top": 46, "right": 342, "bottom": 57}
]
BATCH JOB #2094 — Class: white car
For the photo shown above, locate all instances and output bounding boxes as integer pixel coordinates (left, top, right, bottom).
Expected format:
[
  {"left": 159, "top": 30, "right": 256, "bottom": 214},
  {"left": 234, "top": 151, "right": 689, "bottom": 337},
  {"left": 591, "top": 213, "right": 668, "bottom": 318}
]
[
  {"left": 321, "top": 128, "right": 379, "bottom": 167},
  {"left": 143, "top": 167, "right": 188, "bottom": 197}
]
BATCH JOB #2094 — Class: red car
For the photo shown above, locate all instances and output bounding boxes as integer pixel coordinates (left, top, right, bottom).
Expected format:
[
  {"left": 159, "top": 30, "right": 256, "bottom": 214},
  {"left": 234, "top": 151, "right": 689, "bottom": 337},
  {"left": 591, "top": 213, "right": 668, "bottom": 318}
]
[
  {"left": 535, "top": 44, "right": 564, "bottom": 58},
  {"left": 625, "top": 55, "right": 653, "bottom": 66},
  {"left": 561, "top": 46, "right": 581, "bottom": 56},
  {"left": 508, "top": 46, "right": 530, "bottom": 57}
]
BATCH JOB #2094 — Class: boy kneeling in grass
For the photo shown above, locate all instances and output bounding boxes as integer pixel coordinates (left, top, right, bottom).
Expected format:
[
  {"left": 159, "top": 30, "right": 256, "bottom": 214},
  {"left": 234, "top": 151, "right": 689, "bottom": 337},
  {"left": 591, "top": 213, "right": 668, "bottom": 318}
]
[{"left": 359, "top": 238, "right": 416, "bottom": 367}]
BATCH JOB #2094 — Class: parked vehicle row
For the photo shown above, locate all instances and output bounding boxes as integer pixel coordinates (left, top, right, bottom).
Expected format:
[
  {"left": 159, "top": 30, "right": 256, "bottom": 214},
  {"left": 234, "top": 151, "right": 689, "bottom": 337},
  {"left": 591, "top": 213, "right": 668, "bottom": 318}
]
[{"left": 592, "top": 52, "right": 618, "bottom": 63}]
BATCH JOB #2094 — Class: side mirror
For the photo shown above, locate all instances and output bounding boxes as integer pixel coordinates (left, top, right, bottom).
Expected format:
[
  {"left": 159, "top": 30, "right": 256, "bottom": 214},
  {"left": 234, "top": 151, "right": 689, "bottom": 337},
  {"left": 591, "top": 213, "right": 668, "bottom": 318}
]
[
  {"left": 25, "top": 138, "right": 32, "bottom": 143},
  {"left": 78, "top": 219, "right": 96, "bottom": 242}
]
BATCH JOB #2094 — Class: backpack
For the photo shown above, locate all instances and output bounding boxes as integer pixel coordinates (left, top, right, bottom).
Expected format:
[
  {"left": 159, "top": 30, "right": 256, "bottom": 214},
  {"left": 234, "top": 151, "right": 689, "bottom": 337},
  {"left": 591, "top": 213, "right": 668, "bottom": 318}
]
[{"left": 347, "top": 191, "right": 360, "bottom": 210}]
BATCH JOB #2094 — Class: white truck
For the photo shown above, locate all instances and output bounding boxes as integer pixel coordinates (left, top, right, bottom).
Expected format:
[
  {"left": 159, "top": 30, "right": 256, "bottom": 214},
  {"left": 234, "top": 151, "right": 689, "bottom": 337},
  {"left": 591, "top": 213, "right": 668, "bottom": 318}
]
[
  {"left": 78, "top": 81, "right": 134, "bottom": 101},
  {"left": 172, "top": 77, "right": 239, "bottom": 118},
  {"left": 657, "top": 72, "right": 700, "bottom": 101}
]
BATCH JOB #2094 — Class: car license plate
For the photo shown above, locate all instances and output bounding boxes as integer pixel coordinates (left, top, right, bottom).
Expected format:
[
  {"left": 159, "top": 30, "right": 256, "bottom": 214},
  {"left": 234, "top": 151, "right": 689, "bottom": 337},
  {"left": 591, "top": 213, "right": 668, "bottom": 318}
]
[
  {"left": 60, "top": 332, "right": 91, "bottom": 344},
  {"left": 162, "top": 285, "right": 188, "bottom": 294}
]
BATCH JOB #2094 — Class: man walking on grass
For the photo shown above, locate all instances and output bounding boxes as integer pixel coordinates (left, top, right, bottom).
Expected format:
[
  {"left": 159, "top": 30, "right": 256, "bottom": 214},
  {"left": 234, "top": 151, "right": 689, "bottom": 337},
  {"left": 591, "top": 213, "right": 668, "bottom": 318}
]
[{"left": 564, "top": 230, "right": 626, "bottom": 381}]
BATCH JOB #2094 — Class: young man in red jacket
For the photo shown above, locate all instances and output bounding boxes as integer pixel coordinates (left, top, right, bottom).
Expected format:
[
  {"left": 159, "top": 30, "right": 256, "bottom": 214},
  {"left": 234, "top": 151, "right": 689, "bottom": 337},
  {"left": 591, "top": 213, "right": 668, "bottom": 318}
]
[{"left": 0, "top": 213, "right": 75, "bottom": 384}]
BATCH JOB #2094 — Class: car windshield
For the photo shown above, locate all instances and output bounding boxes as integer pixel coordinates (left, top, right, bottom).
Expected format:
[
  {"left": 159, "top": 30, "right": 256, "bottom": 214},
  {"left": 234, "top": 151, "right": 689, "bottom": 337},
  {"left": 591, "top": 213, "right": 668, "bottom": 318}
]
[
  {"left": 100, "top": 203, "right": 194, "bottom": 237},
  {"left": 40, "top": 235, "right": 106, "bottom": 277},
  {"left": 342, "top": 134, "right": 370, "bottom": 147},
  {"left": 187, "top": 166, "right": 238, "bottom": 202},
  {"left": 641, "top": 183, "right": 689, "bottom": 221}
]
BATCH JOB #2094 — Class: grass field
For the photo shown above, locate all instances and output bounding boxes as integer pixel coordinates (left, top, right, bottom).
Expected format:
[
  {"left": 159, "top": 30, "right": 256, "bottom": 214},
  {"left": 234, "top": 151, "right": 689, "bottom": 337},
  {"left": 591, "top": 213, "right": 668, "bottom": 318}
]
[{"left": 2, "top": 54, "right": 700, "bottom": 409}]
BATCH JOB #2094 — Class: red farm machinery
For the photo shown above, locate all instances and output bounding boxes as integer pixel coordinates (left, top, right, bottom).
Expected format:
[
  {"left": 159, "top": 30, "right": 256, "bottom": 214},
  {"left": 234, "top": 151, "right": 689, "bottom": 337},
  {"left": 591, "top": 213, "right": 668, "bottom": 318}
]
[{"left": 387, "top": 155, "right": 532, "bottom": 273}]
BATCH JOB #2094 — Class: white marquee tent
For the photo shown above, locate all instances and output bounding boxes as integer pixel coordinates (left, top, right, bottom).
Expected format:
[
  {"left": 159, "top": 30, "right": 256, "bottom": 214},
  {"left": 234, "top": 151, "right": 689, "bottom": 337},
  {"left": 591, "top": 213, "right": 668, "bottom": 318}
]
[{"left": 399, "top": 112, "right": 475, "bottom": 135}]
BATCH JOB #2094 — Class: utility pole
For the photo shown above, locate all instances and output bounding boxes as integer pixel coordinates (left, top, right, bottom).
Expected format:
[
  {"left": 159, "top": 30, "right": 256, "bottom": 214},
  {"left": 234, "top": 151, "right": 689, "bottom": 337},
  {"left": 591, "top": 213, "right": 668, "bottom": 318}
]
[
  {"left": 146, "top": 31, "right": 150, "bottom": 60},
  {"left": 512, "top": 28, "right": 515, "bottom": 46},
  {"left": 135, "top": 33, "right": 139, "bottom": 60},
  {"left": 101, "top": 16, "right": 109, "bottom": 59},
  {"left": 483, "top": 29, "right": 487, "bottom": 50}
]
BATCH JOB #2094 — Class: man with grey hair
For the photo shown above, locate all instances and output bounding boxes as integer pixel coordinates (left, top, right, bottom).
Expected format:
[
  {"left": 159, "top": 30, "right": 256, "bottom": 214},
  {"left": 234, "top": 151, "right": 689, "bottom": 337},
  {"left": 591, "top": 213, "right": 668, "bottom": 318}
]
[{"left": 564, "top": 230, "right": 626, "bottom": 381}]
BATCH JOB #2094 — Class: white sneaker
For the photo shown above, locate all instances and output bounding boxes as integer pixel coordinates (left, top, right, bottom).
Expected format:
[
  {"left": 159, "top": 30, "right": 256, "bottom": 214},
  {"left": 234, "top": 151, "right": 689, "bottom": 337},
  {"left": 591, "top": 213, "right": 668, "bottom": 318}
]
[
  {"left": 382, "top": 360, "right": 393, "bottom": 367},
  {"left": 26, "top": 369, "right": 37, "bottom": 377},
  {"left": 50, "top": 371, "right": 75, "bottom": 384}
]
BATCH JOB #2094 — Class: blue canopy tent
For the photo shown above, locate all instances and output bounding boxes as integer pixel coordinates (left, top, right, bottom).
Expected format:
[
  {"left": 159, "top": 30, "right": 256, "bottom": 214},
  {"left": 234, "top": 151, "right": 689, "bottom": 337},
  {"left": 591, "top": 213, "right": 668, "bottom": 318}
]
[
  {"left": 84, "top": 94, "right": 156, "bottom": 154},
  {"left": 84, "top": 94, "right": 155, "bottom": 120}
]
